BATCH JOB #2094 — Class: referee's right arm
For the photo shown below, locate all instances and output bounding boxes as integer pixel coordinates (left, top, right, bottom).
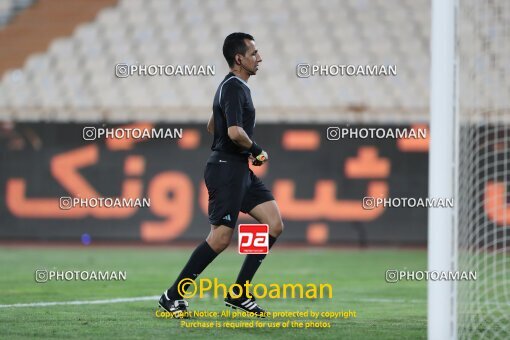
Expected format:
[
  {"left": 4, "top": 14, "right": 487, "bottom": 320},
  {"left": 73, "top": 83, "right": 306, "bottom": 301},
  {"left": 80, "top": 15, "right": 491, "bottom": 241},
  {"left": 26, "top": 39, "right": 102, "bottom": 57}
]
[{"left": 207, "top": 112, "right": 214, "bottom": 134}]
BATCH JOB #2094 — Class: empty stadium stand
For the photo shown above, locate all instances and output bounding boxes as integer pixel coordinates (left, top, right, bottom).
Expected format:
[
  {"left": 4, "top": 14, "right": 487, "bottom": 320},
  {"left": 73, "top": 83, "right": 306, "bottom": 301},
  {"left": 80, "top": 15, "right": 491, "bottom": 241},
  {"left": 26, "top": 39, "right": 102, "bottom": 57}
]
[
  {"left": 0, "top": 0, "right": 432, "bottom": 123},
  {"left": 0, "top": 0, "right": 34, "bottom": 27}
]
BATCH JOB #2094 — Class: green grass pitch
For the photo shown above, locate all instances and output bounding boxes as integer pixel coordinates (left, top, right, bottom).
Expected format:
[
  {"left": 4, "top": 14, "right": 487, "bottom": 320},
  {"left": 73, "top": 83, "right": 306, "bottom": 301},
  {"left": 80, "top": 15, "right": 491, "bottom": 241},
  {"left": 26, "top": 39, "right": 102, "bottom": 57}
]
[{"left": 0, "top": 247, "right": 426, "bottom": 339}]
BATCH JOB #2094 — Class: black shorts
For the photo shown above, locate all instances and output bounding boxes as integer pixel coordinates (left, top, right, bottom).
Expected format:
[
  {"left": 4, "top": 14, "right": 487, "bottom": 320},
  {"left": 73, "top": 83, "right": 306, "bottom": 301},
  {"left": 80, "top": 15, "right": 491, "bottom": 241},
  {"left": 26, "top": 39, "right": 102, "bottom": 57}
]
[{"left": 204, "top": 151, "right": 274, "bottom": 228}]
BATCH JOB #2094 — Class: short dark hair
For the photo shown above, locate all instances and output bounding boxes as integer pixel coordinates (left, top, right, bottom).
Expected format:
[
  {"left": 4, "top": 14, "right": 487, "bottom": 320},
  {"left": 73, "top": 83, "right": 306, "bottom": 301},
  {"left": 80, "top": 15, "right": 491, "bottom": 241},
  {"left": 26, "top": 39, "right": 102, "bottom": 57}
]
[{"left": 223, "top": 32, "right": 254, "bottom": 68}]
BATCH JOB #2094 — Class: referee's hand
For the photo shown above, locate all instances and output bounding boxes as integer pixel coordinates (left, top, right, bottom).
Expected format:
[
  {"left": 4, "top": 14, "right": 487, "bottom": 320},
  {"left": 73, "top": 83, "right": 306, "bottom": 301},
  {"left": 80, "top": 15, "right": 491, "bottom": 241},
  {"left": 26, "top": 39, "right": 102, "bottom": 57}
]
[{"left": 251, "top": 150, "right": 268, "bottom": 166}]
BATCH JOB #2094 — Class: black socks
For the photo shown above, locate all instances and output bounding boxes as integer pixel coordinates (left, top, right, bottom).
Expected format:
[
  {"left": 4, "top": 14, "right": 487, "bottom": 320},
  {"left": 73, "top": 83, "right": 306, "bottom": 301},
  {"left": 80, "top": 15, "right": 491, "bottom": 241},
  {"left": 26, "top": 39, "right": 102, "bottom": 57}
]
[
  {"left": 167, "top": 241, "right": 218, "bottom": 300},
  {"left": 234, "top": 235, "right": 277, "bottom": 297},
  {"left": 167, "top": 235, "right": 278, "bottom": 300}
]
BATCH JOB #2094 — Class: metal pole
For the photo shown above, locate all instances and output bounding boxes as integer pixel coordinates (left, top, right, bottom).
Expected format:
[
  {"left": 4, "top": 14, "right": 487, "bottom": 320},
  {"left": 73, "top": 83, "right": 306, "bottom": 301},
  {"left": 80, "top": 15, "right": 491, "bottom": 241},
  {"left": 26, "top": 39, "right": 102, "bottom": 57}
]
[{"left": 428, "top": 0, "right": 457, "bottom": 339}]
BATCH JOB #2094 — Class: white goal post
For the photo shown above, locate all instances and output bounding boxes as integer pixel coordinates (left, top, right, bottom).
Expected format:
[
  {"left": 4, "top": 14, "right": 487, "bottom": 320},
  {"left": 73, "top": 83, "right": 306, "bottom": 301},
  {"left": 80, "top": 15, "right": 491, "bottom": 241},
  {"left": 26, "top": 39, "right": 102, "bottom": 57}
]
[
  {"left": 429, "top": 0, "right": 510, "bottom": 339},
  {"left": 428, "top": 0, "right": 457, "bottom": 339}
]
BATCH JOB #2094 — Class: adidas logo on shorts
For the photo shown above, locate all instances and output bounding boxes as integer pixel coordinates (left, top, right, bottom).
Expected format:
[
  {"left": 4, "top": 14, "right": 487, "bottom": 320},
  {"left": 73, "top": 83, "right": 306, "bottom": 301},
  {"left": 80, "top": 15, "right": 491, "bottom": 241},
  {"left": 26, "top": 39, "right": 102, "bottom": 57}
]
[{"left": 222, "top": 214, "right": 231, "bottom": 221}]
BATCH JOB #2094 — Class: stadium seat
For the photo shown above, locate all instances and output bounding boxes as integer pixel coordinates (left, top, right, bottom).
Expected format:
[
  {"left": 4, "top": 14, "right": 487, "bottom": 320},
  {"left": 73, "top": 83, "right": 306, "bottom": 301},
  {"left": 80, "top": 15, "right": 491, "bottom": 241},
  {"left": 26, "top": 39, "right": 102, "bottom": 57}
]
[{"left": 0, "top": 0, "right": 440, "bottom": 122}]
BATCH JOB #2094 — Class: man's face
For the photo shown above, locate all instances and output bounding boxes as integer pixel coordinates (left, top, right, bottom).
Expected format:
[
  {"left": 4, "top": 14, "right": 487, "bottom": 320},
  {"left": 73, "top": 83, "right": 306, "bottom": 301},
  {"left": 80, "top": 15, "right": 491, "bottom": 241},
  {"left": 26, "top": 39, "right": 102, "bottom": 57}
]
[{"left": 239, "top": 39, "right": 262, "bottom": 75}]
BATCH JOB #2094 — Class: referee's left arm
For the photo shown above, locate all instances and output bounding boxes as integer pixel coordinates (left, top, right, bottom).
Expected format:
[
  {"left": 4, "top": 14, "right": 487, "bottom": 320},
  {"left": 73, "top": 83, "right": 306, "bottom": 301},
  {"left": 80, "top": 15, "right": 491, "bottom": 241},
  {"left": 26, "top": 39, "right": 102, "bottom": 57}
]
[
  {"left": 228, "top": 126, "right": 267, "bottom": 164},
  {"left": 227, "top": 126, "right": 253, "bottom": 149},
  {"left": 223, "top": 84, "right": 268, "bottom": 163}
]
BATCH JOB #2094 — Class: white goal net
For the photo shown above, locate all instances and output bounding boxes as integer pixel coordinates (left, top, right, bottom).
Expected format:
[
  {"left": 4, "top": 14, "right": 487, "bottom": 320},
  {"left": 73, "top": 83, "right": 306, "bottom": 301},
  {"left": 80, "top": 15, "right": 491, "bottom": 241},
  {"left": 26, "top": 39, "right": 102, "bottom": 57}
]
[{"left": 456, "top": 0, "right": 510, "bottom": 339}]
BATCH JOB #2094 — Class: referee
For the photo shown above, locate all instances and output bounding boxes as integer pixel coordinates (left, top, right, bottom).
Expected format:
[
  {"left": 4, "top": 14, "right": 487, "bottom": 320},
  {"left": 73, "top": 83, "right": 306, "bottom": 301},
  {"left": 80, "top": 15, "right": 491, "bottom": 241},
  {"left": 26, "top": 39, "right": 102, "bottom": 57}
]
[{"left": 159, "top": 33, "right": 284, "bottom": 318}]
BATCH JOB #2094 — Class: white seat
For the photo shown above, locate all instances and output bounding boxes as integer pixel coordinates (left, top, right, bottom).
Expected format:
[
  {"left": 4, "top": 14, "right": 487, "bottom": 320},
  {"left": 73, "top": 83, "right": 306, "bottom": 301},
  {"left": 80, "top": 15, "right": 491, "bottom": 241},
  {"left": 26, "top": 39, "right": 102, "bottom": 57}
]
[{"left": 0, "top": 0, "right": 436, "bottom": 121}]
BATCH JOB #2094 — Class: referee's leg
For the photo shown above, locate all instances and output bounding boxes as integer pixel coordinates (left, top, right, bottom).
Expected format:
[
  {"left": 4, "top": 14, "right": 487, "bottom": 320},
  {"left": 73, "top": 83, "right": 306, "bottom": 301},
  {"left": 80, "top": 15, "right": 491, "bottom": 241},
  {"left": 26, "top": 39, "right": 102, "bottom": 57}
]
[
  {"left": 206, "top": 224, "right": 234, "bottom": 253},
  {"left": 164, "top": 225, "right": 233, "bottom": 301},
  {"left": 248, "top": 200, "right": 284, "bottom": 238},
  {"left": 233, "top": 200, "right": 283, "bottom": 297}
]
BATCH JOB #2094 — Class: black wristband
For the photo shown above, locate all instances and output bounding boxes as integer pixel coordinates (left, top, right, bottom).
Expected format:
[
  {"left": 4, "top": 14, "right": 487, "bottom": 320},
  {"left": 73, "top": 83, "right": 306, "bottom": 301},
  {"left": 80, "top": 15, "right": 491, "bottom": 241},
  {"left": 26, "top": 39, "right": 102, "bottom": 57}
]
[{"left": 248, "top": 141, "right": 263, "bottom": 156}]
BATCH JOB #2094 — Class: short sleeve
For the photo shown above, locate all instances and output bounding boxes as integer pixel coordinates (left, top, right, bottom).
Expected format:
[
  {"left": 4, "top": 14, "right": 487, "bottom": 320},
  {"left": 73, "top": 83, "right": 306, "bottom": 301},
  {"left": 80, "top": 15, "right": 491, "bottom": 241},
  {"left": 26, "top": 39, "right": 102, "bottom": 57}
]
[{"left": 221, "top": 84, "right": 245, "bottom": 127}]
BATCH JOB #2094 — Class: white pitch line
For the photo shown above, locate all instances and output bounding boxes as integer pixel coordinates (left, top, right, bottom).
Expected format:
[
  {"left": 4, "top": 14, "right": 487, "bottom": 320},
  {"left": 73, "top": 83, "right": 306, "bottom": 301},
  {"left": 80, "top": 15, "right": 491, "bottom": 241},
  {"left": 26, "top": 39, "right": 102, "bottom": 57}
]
[
  {"left": 346, "top": 298, "right": 425, "bottom": 304},
  {"left": 2, "top": 296, "right": 505, "bottom": 309},
  {"left": 0, "top": 296, "right": 425, "bottom": 308},
  {"left": 0, "top": 296, "right": 160, "bottom": 308}
]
